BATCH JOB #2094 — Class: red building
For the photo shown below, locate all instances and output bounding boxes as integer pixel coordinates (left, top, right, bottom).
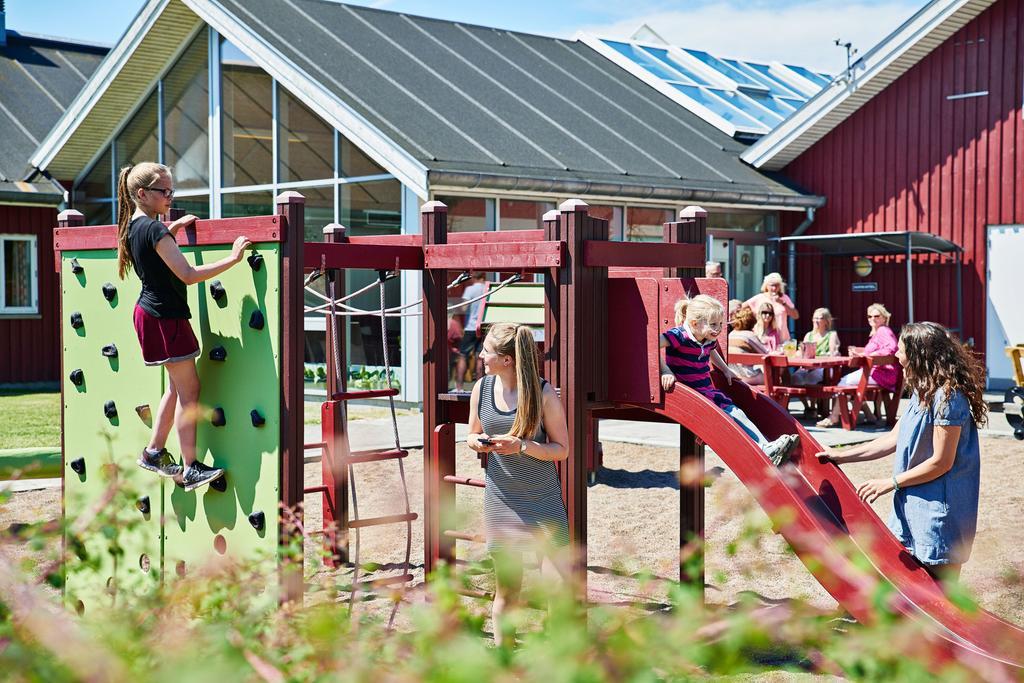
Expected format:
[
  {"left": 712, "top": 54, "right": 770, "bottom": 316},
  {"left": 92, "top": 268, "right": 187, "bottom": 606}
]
[
  {"left": 743, "top": 0, "right": 1023, "bottom": 386},
  {"left": 0, "top": 20, "right": 107, "bottom": 385}
]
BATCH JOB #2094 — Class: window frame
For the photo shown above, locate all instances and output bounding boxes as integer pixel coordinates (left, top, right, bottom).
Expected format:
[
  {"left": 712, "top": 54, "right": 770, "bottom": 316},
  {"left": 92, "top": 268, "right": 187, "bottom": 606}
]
[{"left": 0, "top": 234, "right": 40, "bottom": 316}]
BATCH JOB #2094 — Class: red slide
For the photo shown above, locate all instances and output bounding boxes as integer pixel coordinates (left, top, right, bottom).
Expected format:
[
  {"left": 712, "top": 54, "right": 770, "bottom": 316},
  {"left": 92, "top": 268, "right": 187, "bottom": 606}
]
[{"left": 632, "top": 380, "right": 1024, "bottom": 674}]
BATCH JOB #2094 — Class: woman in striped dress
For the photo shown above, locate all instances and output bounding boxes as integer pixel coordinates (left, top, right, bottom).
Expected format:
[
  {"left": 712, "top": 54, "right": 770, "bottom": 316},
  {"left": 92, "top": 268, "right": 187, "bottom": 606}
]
[{"left": 467, "top": 322, "right": 569, "bottom": 647}]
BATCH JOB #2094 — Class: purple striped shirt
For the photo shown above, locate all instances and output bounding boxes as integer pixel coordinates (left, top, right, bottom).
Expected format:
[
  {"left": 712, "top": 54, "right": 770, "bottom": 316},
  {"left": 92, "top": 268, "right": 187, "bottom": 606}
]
[{"left": 663, "top": 325, "right": 733, "bottom": 409}]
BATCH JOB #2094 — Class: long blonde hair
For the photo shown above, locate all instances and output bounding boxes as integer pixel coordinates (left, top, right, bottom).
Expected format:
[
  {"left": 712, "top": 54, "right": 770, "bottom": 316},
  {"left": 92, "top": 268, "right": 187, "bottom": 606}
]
[
  {"left": 116, "top": 162, "right": 171, "bottom": 280},
  {"left": 674, "top": 294, "right": 724, "bottom": 327},
  {"left": 753, "top": 302, "right": 776, "bottom": 337},
  {"left": 487, "top": 323, "right": 543, "bottom": 439}
]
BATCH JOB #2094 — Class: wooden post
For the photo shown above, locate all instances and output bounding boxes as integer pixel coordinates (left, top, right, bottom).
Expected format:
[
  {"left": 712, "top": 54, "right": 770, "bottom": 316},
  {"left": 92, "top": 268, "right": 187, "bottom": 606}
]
[
  {"left": 421, "top": 201, "right": 452, "bottom": 576},
  {"left": 321, "top": 223, "right": 349, "bottom": 566},
  {"left": 665, "top": 205, "right": 707, "bottom": 585},
  {"left": 276, "top": 191, "right": 305, "bottom": 603}
]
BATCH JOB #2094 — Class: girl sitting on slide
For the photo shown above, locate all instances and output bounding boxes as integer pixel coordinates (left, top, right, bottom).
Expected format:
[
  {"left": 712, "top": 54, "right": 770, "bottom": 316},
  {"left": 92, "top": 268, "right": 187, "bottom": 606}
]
[
  {"left": 117, "top": 162, "right": 251, "bottom": 492},
  {"left": 660, "top": 295, "right": 799, "bottom": 466}
]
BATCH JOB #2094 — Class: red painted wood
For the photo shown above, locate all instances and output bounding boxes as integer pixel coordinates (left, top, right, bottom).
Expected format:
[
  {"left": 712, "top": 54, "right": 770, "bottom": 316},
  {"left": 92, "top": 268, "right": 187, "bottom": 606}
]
[
  {"left": 781, "top": 0, "right": 1024, "bottom": 356},
  {"left": 331, "top": 388, "right": 399, "bottom": 400},
  {"left": 449, "top": 229, "right": 545, "bottom": 244},
  {"left": 304, "top": 242, "right": 424, "bottom": 271},
  {"left": 422, "top": 241, "right": 563, "bottom": 270},
  {"left": 52, "top": 215, "right": 284, "bottom": 253},
  {"left": 582, "top": 240, "right": 705, "bottom": 269},
  {"left": 0, "top": 204, "right": 60, "bottom": 384}
]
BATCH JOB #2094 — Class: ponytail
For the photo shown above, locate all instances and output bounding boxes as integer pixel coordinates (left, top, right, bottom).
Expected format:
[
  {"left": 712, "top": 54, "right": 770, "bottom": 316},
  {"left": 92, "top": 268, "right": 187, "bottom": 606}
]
[
  {"left": 116, "top": 165, "right": 134, "bottom": 280},
  {"left": 114, "top": 161, "right": 172, "bottom": 280},
  {"left": 487, "top": 322, "right": 544, "bottom": 439}
]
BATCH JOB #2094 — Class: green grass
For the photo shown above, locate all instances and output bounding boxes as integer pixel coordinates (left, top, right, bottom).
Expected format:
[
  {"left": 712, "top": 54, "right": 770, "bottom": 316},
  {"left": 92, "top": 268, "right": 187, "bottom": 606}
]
[{"left": 0, "top": 390, "right": 61, "bottom": 450}]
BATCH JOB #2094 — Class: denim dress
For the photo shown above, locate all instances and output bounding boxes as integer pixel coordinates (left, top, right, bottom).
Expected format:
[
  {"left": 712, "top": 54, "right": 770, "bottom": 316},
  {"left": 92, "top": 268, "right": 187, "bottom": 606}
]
[{"left": 886, "top": 389, "right": 980, "bottom": 565}]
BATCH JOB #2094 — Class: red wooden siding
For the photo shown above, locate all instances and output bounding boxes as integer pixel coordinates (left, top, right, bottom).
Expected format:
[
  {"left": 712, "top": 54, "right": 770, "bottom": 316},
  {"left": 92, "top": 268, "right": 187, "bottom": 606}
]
[
  {"left": 0, "top": 204, "right": 60, "bottom": 384},
  {"left": 780, "top": 0, "right": 1024, "bottom": 354}
]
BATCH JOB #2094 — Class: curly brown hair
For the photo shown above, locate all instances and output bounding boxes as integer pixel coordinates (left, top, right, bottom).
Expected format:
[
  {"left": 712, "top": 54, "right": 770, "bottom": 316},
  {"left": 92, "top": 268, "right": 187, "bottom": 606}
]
[
  {"left": 899, "top": 322, "right": 987, "bottom": 425},
  {"left": 731, "top": 305, "right": 756, "bottom": 331}
]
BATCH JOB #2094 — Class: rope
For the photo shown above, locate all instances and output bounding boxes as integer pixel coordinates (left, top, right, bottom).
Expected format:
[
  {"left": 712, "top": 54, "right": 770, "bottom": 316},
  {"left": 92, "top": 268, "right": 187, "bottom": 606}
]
[{"left": 304, "top": 273, "right": 523, "bottom": 317}]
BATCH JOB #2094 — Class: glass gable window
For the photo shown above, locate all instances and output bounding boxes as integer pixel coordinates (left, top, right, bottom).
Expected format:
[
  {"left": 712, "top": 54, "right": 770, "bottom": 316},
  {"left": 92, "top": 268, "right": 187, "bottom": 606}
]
[
  {"left": 1, "top": 235, "right": 38, "bottom": 314},
  {"left": 673, "top": 85, "right": 764, "bottom": 129},
  {"left": 163, "top": 33, "right": 209, "bottom": 190},
  {"left": 340, "top": 134, "right": 386, "bottom": 178},
  {"left": 278, "top": 88, "right": 334, "bottom": 183},
  {"left": 222, "top": 190, "right": 273, "bottom": 218},
  {"left": 341, "top": 180, "right": 401, "bottom": 235},
  {"left": 221, "top": 38, "right": 272, "bottom": 187},
  {"left": 302, "top": 186, "right": 336, "bottom": 242},
  {"left": 116, "top": 91, "right": 158, "bottom": 168}
]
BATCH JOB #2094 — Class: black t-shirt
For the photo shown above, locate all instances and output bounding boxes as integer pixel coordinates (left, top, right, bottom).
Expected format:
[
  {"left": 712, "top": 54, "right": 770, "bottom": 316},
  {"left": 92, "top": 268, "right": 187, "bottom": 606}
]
[{"left": 128, "top": 216, "right": 190, "bottom": 319}]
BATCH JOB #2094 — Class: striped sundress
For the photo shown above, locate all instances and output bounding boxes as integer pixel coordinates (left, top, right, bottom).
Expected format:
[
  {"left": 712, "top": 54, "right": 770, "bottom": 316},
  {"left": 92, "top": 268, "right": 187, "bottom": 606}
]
[
  {"left": 478, "top": 375, "right": 569, "bottom": 554},
  {"left": 663, "top": 324, "right": 733, "bottom": 410}
]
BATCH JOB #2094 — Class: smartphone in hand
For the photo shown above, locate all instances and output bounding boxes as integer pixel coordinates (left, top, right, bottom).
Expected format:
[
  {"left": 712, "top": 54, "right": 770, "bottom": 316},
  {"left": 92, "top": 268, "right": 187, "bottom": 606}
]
[{"left": 477, "top": 438, "right": 493, "bottom": 446}]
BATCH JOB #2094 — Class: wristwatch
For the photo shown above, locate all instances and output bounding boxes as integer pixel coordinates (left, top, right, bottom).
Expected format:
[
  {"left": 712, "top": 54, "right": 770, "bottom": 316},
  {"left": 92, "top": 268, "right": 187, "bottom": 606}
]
[{"left": 519, "top": 438, "right": 528, "bottom": 455}]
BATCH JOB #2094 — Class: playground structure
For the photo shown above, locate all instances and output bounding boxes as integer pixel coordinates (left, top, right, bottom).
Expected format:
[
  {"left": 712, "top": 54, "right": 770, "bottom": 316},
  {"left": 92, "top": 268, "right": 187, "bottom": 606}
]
[{"left": 54, "top": 194, "right": 1024, "bottom": 674}]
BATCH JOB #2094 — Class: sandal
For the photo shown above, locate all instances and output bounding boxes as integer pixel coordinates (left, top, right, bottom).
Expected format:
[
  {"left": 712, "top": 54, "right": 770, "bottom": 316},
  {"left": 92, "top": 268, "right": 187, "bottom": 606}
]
[{"left": 816, "top": 417, "right": 838, "bottom": 428}]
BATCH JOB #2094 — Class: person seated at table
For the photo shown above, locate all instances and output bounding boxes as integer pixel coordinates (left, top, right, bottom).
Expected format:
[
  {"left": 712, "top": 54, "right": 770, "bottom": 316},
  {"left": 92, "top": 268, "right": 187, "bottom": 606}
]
[
  {"left": 817, "top": 303, "right": 899, "bottom": 428},
  {"left": 753, "top": 302, "right": 782, "bottom": 352},
  {"left": 728, "top": 305, "right": 772, "bottom": 385},
  {"left": 744, "top": 272, "right": 799, "bottom": 342},
  {"left": 792, "top": 308, "right": 841, "bottom": 386}
]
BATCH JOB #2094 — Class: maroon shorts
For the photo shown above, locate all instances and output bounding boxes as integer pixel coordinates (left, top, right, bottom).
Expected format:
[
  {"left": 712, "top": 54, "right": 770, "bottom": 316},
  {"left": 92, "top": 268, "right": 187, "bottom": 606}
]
[{"left": 133, "top": 304, "right": 200, "bottom": 366}]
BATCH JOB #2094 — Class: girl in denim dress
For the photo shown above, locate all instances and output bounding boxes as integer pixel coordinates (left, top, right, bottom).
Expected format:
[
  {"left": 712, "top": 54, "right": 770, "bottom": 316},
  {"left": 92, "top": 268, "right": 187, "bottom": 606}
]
[{"left": 817, "top": 322, "right": 987, "bottom": 581}]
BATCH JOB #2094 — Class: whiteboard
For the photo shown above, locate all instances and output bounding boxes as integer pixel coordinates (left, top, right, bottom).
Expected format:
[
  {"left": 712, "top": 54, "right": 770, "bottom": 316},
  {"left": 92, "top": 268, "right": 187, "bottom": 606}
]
[{"left": 986, "top": 225, "right": 1024, "bottom": 389}]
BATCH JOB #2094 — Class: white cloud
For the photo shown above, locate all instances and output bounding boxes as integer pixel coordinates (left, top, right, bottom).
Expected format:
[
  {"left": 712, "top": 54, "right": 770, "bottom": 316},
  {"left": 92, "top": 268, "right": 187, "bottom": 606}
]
[{"left": 572, "top": 0, "right": 923, "bottom": 74}]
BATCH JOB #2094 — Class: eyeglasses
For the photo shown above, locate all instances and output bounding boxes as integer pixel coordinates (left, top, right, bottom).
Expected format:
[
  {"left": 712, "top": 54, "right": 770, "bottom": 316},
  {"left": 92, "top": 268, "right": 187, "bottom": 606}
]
[{"left": 144, "top": 186, "right": 175, "bottom": 199}]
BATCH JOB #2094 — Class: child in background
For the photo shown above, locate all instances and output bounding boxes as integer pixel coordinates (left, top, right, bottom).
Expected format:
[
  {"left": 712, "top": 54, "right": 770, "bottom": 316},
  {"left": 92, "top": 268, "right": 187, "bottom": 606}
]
[
  {"left": 660, "top": 295, "right": 799, "bottom": 466},
  {"left": 117, "top": 162, "right": 251, "bottom": 492}
]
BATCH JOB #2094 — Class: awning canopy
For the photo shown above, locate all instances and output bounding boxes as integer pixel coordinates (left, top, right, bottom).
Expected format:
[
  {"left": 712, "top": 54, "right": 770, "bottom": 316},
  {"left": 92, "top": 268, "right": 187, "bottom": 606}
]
[{"left": 771, "top": 231, "right": 961, "bottom": 256}]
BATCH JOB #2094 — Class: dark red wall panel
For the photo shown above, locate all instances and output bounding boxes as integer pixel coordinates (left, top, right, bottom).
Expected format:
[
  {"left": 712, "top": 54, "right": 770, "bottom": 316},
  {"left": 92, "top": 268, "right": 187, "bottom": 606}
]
[
  {"left": 781, "top": 0, "right": 1023, "bottom": 357},
  {"left": 0, "top": 204, "right": 59, "bottom": 384}
]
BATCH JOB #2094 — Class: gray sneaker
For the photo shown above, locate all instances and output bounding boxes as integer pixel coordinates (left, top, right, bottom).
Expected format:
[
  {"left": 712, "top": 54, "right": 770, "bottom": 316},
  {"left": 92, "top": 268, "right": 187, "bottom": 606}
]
[
  {"left": 138, "top": 448, "right": 183, "bottom": 478},
  {"left": 764, "top": 434, "right": 799, "bottom": 467},
  {"left": 178, "top": 461, "right": 225, "bottom": 492}
]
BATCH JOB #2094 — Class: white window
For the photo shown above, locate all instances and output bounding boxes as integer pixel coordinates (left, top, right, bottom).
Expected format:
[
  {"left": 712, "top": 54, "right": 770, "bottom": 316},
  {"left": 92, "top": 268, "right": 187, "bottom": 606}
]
[{"left": 0, "top": 235, "right": 39, "bottom": 315}]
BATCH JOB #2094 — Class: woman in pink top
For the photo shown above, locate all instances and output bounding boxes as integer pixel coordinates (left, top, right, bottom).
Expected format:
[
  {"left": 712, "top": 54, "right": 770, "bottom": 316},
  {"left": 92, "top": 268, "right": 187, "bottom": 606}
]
[
  {"left": 817, "top": 303, "right": 899, "bottom": 428},
  {"left": 744, "top": 272, "right": 799, "bottom": 343},
  {"left": 753, "top": 302, "right": 782, "bottom": 352}
]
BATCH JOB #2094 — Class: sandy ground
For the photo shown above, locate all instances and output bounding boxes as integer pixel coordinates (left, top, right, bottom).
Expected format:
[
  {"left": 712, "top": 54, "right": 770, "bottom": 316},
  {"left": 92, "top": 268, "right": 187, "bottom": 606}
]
[{"left": 3, "top": 435, "right": 1024, "bottom": 642}]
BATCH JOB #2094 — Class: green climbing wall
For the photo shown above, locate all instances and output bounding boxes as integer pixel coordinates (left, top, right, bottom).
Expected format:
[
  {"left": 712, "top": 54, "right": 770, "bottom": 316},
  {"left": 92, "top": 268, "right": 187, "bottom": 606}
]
[{"left": 61, "top": 242, "right": 281, "bottom": 614}]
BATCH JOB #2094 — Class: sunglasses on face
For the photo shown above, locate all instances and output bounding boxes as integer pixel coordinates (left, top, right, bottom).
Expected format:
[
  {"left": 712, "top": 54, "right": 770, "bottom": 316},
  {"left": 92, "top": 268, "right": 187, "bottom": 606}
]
[
  {"left": 145, "top": 186, "right": 175, "bottom": 199},
  {"left": 760, "top": 311, "right": 773, "bottom": 316}
]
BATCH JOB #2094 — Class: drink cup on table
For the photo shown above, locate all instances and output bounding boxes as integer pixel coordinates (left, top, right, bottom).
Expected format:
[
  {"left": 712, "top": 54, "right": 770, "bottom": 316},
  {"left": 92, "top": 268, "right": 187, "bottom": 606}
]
[{"left": 802, "top": 341, "right": 816, "bottom": 359}]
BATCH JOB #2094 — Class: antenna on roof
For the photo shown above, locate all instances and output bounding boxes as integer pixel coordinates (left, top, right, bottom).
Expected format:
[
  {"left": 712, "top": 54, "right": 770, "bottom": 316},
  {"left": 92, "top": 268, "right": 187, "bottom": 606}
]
[
  {"left": 631, "top": 23, "right": 670, "bottom": 46},
  {"left": 0, "top": 0, "right": 7, "bottom": 48},
  {"left": 834, "top": 38, "right": 859, "bottom": 85}
]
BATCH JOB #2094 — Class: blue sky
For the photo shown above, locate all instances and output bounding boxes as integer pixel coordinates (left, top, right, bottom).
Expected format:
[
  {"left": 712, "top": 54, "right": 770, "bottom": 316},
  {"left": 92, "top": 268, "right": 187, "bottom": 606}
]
[{"left": 6, "top": 0, "right": 923, "bottom": 72}]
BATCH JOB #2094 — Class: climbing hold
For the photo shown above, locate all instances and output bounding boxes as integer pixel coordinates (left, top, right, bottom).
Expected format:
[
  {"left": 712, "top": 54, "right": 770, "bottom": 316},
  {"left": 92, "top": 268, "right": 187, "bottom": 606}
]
[
  {"left": 209, "top": 345, "right": 227, "bottom": 362},
  {"left": 136, "top": 496, "right": 151, "bottom": 515},
  {"left": 250, "top": 409, "right": 265, "bottom": 427},
  {"left": 135, "top": 404, "right": 151, "bottom": 421},
  {"left": 70, "top": 457, "right": 86, "bottom": 475},
  {"left": 101, "top": 282, "right": 117, "bottom": 302},
  {"left": 101, "top": 343, "right": 118, "bottom": 358},
  {"left": 70, "top": 312, "right": 84, "bottom": 329},
  {"left": 210, "top": 475, "right": 227, "bottom": 493},
  {"left": 209, "top": 280, "right": 226, "bottom": 301},
  {"left": 211, "top": 406, "right": 226, "bottom": 427},
  {"left": 248, "top": 309, "right": 265, "bottom": 330},
  {"left": 248, "top": 510, "right": 265, "bottom": 532},
  {"left": 70, "top": 258, "right": 84, "bottom": 274},
  {"left": 69, "top": 369, "right": 84, "bottom": 386},
  {"left": 247, "top": 253, "right": 264, "bottom": 271},
  {"left": 103, "top": 400, "right": 118, "bottom": 419}
]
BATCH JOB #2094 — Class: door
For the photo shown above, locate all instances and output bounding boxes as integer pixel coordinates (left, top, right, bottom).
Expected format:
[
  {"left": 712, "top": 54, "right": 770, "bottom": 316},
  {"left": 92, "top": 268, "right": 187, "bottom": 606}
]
[
  {"left": 709, "top": 237, "right": 733, "bottom": 295},
  {"left": 986, "top": 225, "right": 1024, "bottom": 389}
]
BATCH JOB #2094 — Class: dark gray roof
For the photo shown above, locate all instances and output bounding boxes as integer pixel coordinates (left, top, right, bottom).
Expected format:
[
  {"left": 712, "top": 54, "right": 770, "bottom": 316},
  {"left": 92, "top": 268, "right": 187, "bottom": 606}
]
[
  {"left": 216, "top": 0, "right": 819, "bottom": 207},
  {"left": 0, "top": 31, "right": 107, "bottom": 184},
  {"left": 775, "top": 231, "right": 962, "bottom": 256}
]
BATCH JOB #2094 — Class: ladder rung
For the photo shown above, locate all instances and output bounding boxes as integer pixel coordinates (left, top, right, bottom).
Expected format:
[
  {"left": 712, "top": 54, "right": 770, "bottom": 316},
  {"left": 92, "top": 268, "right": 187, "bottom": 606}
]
[
  {"left": 347, "top": 448, "right": 409, "bottom": 464},
  {"left": 350, "top": 573, "right": 414, "bottom": 591},
  {"left": 332, "top": 388, "right": 399, "bottom": 401},
  {"left": 443, "top": 475, "right": 485, "bottom": 488},
  {"left": 443, "top": 529, "right": 484, "bottom": 543},
  {"left": 348, "top": 512, "right": 418, "bottom": 529},
  {"left": 304, "top": 441, "right": 326, "bottom": 450},
  {"left": 304, "top": 485, "right": 329, "bottom": 495}
]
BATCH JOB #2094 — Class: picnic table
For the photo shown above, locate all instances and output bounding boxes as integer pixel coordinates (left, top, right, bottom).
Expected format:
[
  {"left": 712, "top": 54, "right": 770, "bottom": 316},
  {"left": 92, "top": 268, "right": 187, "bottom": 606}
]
[{"left": 728, "top": 351, "right": 902, "bottom": 431}]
